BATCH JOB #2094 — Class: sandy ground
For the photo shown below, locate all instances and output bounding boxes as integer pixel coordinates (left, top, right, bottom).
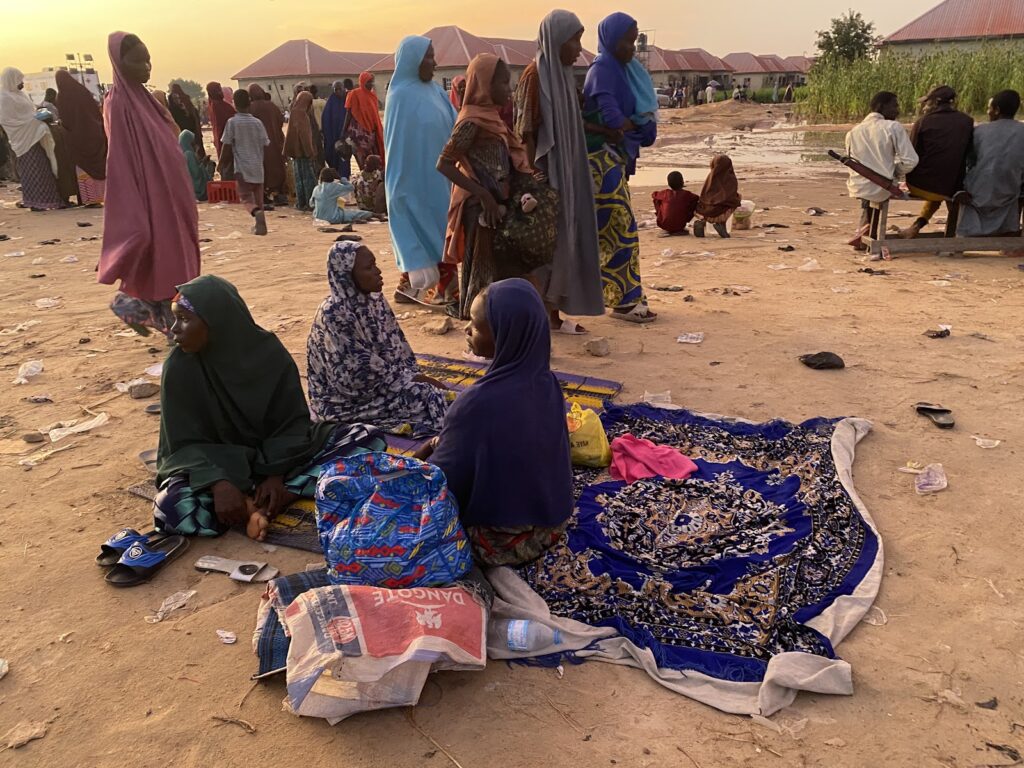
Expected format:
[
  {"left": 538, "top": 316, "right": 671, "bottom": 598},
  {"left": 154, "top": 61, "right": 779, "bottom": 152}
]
[{"left": 0, "top": 102, "right": 1022, "bottom": 767}]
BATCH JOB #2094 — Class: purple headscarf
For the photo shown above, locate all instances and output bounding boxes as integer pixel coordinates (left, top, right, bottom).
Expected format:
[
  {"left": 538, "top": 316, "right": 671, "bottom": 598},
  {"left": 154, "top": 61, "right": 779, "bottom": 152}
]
[
  {"left": 583, "top": 11, "right": 656, "bottom": 174},
  {"left": 431, "top": 279, "right": 572, "bottom": 529}
]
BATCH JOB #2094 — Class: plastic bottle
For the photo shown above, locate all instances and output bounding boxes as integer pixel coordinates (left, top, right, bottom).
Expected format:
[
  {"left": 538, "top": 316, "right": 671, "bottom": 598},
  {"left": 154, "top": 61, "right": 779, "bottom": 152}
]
[{"left": 489, "top": 619, "right": 562, "bottom": 652}]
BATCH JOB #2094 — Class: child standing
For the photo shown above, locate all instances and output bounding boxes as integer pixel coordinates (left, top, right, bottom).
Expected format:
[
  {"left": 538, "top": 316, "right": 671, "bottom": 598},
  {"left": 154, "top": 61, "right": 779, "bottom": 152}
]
[
  {"left": 310, "top": 168, "right": 374, "bottom": 225},
  {"left": 218, "top": 89, "right": 270, "bottom": 235},
  {"left": 652, "top": 171, "right": 699, "bottom": 235}
]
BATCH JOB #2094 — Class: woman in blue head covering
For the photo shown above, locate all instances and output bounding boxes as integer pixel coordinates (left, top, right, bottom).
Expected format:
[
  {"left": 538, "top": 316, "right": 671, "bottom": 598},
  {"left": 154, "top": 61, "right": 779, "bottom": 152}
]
[
  {"left": 384, "top": 36, "right": 460, "bottom": 309},
  {"left": 416, "top": 278, "right": 573, "bottom": 566},
  {"left": 583, "top": 12, "right": 659, "bottom": 324}
]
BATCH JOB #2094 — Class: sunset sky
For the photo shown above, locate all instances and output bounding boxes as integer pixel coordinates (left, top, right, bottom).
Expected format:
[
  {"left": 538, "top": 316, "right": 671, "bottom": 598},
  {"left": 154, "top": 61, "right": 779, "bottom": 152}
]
[{"left": 2, "top": 0, "right": 937, "bottom": 87}]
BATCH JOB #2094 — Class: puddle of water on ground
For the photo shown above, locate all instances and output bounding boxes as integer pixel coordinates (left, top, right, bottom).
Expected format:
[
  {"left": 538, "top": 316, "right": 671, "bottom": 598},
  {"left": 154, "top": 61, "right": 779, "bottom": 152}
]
[{"left": 631, "top": 128, "right": 845, "bottom": 187}]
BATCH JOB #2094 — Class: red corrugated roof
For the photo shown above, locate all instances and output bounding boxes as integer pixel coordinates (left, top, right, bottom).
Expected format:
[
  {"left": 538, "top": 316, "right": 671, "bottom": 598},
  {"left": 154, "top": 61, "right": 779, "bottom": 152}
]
[
  {"left": 232, "top": 40, "right": 387, "bottom": 80},
  {"left": 482, "top": 37, "right": 596, "bottom": 68},
  {"left": 679, "top": 48, "right": 734, "bottom": 72},
  {"left": 723, "top": 52, "right": 766, "bottom": 73},
  {"left": 886, "top": 0, "right": 1024, "bottom": 42},
  {"left": 784, "top": 55, "right": 815, "bottom": 74}
]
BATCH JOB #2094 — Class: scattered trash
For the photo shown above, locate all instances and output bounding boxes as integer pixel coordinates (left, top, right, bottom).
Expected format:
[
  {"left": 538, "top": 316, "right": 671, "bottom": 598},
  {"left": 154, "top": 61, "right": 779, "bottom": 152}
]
[
  {"left": 707, "top": 285, "right": 752, "bottom": 296},
  {"left": 831, "top": 286, "right": 852, "bottom": 294},
  {"left": 805, "top": 207, "right": 828, "bottom": 216},
  {"left": 395, "top": 311, "right": 414, "bottom": 320},
  {"left": 968, "top": 332, "right": 994, "bottom": 342},
  {"left": 583, "top": 337, "right": 611, "bottom": 357},
  {"left": 211, "top": 715, "right": 256, "bottom": 734},
  {"left": 660, "top": 248, "right": 675, "bottom": 257},
  {"left": 971, "top": 435, "right": 1001, "bottom": 449},
  {"left": 423, "top": 317, "right": 455, "bottom": 336},
  {"left": 653, "top": 284, "right": 685, "bottom": 292},
  {"left": 778, "top": 245, "right": 796, "bottom": 252},
  {"left": 683, "top": 295, "right": 695, "bottom": 302},
  {"left": 145, "top": 589, "right": 197, "bottom": 623},
  {"left": 932, "top": 688, "right": 969, "bottom": 711},
  {"left": 858, "top": 267, "right": 887, "bottom": 275},
  {"left": 22, "top": 432, "right": 45, "bottom": 444},
  {"left": 796, "top": 258, "right": 822, "bottom": 272},
  {"left": 13, "top": 360, "right": 44, "bottom": 384},
  {"left": 643, "top": 390, "right": 672, "bottom": 405},
  {"left": 4, "top": 250, "right": 26, "bottom": 258},
  {"left": 38, "top": 238, "right": 60, "bottom": 245},
  {"left": 216, "top": 630, "right": 238, "bottom": 645},
  {"left": 975, "top": 697, "right": 999, "bottom": 710},
  {"left": 17, "top": 441, "right": 79, "bottom": 468},
  {"left": 927, "top": 280, "right": 953, "bottom": 287},
  {"left": 923, "top": 328, "right": 950, "bottom": 339},
  {"left": 128, "top": 382, "right": 160, "bottom": 400},
  {"left": 768, "top": 263, "right": 793, "bottom": 270},
  {"left": 823, "top": 737, "right": 846, "bottom": 748},
  {"left": 58, "top": 631, "right": 74, "bottom": 643},
  {"left": 47, "top": 411, "right": 107, "bottom": 442},
  {"left": 34, "top": 297, "right": 61, "bottom": 309},
  {"left": 60, "top": 255, "right": 79, "bottom": 263},
  {"left": 144, "top": 362, "right": 163, "bottom": 377},
  {"left": 76, "top": 221, "right": 92, "bottom": 227},
  {"left": 676, "top": 332, "right": 705, "bottom": 344},
  {"left": 0, "top": 658, "right": 8, "bottom": 680},
  {"left": 915, "top": 463, "right": 947, "bottom": 494},
  {"left": 862, "top": 605, "right": 888, "bottom": 626},
  {"left": 799, "top": 352, "right": 844, "bottom": 370},
  {"left": 25, "top": 394, "right": 53, "bottom": 403},
  {"left": 217, "top": 231, "right": 243, "bottom": 240},
  {"left": 115, "top": 377, "right": 148, "bottom": 393},
  {"left": 750, "top": 714, "right": 782, "bottom": 733},
  {"left": 3, "top": 720, "right": 48, "bottom": 749},
  {"left": 983, "top": 744, "right": 1021, "bottom": 763},
  {"left": 0, "top": 320, "right": 41, "bottom": 335},
  {"left": 31, "top": 256, "right": 45, "bottom": 265}
]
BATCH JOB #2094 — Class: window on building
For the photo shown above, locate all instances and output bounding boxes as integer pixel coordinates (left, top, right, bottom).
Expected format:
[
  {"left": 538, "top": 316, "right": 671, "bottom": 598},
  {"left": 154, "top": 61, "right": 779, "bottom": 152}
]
[{"left": 442, "top": 77, "right": 452, "bottom": 92}]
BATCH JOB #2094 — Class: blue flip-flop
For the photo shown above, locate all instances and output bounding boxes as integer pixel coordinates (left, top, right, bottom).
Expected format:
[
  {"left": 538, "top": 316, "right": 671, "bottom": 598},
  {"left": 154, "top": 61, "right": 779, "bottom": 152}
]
[
  {"left": 104, "top": 535, "right": 189, "bottom": 588},
  {"left": 95, "top": 528, "right": 168, "bottom": 567}
]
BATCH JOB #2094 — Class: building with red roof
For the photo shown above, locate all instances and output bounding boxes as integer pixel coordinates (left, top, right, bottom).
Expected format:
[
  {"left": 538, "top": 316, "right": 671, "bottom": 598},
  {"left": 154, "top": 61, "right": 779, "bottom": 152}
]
[{"left": 882, "top": 0, "right": 1024, "bottom": 55}]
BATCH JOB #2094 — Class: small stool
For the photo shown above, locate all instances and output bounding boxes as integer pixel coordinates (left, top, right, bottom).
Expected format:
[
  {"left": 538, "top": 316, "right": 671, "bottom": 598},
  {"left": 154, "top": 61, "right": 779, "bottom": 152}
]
[{"left": 206, "top": 180, "right": 239, "bottom": 204}]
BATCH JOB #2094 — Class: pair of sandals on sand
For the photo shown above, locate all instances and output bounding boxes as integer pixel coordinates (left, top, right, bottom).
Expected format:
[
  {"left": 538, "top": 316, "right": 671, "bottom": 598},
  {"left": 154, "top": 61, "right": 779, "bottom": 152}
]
[{"left": 95, "top": 528, "right": 279, "bottom": 588}]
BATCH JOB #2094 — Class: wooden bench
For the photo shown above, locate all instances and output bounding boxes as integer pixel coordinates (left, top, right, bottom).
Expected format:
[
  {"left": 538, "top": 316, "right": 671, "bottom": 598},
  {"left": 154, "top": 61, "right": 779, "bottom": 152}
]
[{"left": 862, "top": 197, "right": 1024, "bottom": 257}]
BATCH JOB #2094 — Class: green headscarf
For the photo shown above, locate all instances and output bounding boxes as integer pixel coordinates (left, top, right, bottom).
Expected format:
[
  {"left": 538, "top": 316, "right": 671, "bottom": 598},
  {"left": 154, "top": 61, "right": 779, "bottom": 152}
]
[
  {"left": 156, "top": 275, "right": 335, "bottom": 491},
  {"left": 178, "top": 129, "right": 208, "bottom": 200}
]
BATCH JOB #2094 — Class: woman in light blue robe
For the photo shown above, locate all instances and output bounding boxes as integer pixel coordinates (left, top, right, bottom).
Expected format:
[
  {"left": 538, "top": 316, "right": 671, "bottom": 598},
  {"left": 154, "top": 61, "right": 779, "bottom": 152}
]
[{"left": 383, "top": 35, "right": 458, "bottom": 306}]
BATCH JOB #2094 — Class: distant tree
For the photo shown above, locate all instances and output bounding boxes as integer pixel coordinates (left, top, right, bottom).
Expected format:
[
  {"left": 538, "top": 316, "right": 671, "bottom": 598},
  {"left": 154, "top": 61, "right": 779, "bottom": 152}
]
[
  {"left": 168, "top": 78, "right": 204, "bottom": 102},
  {"left": 816, "top": 11, "right": 879, "bottom": 66}
]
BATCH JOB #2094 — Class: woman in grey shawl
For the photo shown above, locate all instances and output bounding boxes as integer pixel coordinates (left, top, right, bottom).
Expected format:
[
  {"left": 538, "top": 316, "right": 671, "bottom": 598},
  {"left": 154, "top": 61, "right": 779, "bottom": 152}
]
[{"left": 514, "top": 10, "right": 603, "bottom": 334}]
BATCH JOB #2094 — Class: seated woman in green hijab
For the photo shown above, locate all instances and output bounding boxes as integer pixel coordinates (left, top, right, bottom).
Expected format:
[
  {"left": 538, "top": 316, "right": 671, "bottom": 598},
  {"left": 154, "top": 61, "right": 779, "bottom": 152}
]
[{"left": 154, "top": 275, "right": 384, "bottom": 540}]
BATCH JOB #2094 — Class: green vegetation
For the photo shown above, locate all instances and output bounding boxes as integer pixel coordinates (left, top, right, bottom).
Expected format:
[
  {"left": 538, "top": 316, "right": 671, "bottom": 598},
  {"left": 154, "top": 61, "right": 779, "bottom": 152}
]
[
  {"left": 800, "top": 46, "right": 1024, "bottom": 122},
  {"left": 815, "top": 11, "right": 878, "bottom": 67}
]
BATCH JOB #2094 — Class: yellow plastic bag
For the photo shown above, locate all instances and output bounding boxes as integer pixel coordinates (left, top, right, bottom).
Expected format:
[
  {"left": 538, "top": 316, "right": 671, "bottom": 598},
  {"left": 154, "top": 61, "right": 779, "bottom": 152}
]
[{"left": 566, "top": 402, "right": 611, "bottom": 468}]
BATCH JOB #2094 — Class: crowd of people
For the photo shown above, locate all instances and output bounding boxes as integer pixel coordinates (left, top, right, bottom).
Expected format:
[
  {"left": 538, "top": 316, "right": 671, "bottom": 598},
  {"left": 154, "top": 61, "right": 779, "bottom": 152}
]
[
  {"left": 845, "top": 86, "right": 1024, "bottom": 244},
  {"left": 3, "top": 12, "right": 1024, "bottom": 572}
]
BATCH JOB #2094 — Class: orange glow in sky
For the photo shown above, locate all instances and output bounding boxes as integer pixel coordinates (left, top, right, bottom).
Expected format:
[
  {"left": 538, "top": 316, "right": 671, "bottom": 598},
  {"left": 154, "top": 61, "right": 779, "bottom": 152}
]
[{"left": 2, "top": 0, "right": 936, "bottom": 87}]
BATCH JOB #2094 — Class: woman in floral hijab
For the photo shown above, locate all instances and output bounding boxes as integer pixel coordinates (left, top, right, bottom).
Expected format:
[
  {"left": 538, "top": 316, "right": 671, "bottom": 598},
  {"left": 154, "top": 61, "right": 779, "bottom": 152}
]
[{"left": 306, "top": 241, "right": 449, "bottom": 436}]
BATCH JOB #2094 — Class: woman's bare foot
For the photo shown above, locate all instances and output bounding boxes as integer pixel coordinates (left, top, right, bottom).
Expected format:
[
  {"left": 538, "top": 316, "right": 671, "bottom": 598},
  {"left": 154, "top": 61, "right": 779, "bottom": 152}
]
[{"left": 245, "top": 497, "right": 269, "bottom": 542}]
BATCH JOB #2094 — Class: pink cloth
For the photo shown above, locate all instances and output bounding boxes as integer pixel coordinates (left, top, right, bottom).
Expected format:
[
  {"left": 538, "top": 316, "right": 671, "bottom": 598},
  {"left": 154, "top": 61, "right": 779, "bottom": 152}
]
[
  {"left": 609, "top": 434, "right": 698, "bottom": 484},
  {"left": 98, "top": 31, "right": 200, "bottom": 302}
]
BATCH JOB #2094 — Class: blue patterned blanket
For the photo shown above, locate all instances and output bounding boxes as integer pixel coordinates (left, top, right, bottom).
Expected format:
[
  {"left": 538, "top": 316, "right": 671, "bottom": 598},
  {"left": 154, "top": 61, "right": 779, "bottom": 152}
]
[{"left": 516, "top": 403, "right": 881, "bottom": 685}]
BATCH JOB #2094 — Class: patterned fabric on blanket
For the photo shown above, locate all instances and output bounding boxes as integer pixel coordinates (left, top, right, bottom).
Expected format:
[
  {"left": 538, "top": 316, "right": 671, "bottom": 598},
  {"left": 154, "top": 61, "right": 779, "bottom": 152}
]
[
  {"left": 253, "top": 568, "right": 332, "bottom": 676},
  {"left": 516, "top": 403, "right": 880, "bottom": 683}
]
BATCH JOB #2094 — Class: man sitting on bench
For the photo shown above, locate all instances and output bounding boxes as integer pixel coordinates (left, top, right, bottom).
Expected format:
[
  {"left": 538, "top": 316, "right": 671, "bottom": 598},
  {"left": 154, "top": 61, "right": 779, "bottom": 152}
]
[
  {"left": 957, "top": 90, "right": 1024, "bottom": 238},
  {"left": 900, "top": 86, "right": 974, "bottom": 239},
  {"left": 845, "top": 91, "right": 918, "bottom": 244}
]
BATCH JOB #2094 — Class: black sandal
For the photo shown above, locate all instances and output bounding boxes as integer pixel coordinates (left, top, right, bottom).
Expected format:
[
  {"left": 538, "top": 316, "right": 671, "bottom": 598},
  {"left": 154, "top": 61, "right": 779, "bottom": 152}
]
[{"left": 915, "top": 402, "right": 955, "bottom": 429}]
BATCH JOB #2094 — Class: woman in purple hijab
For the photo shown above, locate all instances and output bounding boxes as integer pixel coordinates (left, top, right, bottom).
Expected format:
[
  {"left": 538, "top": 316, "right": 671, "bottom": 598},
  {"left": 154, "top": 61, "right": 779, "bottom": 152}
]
[
  {"left": 417, "top": 278, "right": 573, "bottom": 566},
  {"left": 583, "top": 12, "right": 658, "bottom": 325}
]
